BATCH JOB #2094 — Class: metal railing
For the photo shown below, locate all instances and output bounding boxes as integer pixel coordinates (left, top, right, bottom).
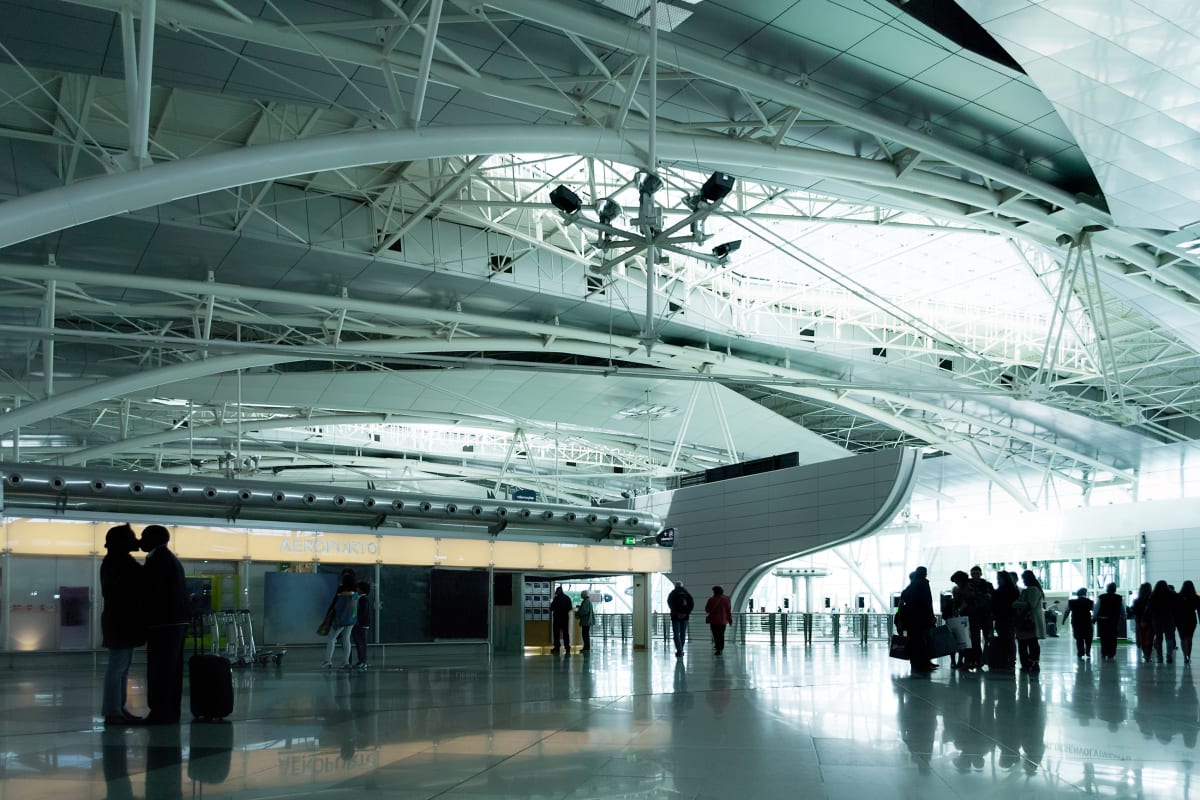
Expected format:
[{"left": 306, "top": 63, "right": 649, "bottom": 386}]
[{"left": 590, "top": 612, "right": 895, "bottom": 647}]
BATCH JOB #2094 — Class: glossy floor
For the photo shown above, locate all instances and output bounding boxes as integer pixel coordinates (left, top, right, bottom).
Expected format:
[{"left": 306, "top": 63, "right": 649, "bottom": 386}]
[{"left": 0, "top": 637, "right": 1196, "bottom": 799}]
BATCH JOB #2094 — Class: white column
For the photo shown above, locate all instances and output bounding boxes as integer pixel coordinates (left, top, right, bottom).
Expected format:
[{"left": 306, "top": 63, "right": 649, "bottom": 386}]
[{"left": 632, "top": 572, "right": 650, "bottom": 651}]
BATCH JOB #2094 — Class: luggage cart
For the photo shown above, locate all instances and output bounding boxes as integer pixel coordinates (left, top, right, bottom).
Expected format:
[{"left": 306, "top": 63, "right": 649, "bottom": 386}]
[
  {"left": 236, "top": 609, "right": 286, "bottom": 666},
  {"left": 214, "top": 610, "right": 245, "bottom": 665}
]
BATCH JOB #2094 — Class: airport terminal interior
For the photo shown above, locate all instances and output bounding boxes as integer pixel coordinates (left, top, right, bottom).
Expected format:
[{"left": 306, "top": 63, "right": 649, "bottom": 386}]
[{"left": 4, "top": 0, "right": 1200, "bottom": 797}]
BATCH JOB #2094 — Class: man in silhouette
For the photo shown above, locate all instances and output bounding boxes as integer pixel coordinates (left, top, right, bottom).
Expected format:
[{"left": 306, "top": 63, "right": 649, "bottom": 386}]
[{"left": 141, "top": 524, "right": 191, "bottom": 724}]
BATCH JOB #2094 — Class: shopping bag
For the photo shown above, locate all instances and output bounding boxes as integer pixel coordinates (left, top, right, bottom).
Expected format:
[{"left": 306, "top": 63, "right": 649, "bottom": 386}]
[
  {"left": 944, "top": 616, "right": 971, "bottom": 649},
  {"left": 928, "top": 625, "right": 957, "bottom": 658},
  {"left": 889, "top": 634, "right": 909, "bottom": 660}
]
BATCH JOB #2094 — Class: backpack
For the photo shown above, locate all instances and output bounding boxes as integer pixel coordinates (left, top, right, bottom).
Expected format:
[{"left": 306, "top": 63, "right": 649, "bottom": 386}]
[{"left": 333, "top": 592, "right": 358, "bottom": 627}]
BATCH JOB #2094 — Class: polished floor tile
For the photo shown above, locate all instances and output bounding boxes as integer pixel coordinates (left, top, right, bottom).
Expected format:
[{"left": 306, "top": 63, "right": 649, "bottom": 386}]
[{"left": 2, "top": 638, "right": 1199, "bottom": 799}]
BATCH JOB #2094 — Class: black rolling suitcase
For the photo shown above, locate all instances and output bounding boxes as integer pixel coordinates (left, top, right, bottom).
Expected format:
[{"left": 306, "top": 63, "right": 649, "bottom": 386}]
[{"left": 189, "top": 614, "right": 234, "bottom": 721}]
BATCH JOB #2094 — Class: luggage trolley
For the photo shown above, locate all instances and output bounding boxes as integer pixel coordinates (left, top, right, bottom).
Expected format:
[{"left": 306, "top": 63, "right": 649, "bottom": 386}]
[
  {"left": 213, "top": 611, "right": 244, "bottom": 664},
  {"left": 236, "top": 609, "right": 286, "bottom": 666}
]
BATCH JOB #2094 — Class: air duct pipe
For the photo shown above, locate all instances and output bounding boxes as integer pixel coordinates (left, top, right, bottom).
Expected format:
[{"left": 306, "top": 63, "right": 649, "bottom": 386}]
[{"left": 0, "top": 463, "right": 664, "bottom": 540}]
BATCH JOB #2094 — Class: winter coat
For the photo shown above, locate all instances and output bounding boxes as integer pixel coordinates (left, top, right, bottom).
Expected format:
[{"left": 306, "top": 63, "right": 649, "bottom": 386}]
[
  {"left": 1013, "top": 586, "right": 1047, "bottom": 640},
  {"left": 101, "top": 551, "right": 146, "bottom": 649},
  {"left": 576, "top": 597, "right": 595, "bottom": 627},
  {"left": 705, "top": 594, "right": 733, "bottom": 625},
  {"left": 667, "top": 587, "right": 695, "bottom": 620},
  {"left": 355, "top": 594, "right": 372, "bottom": 628},
  {"left": 143, "top": 545, "right": 191, "bottom": 627},
  {"left": 898, "top": 578, "right": 935, "bottom": 632},
  {"left": 550, "top": 591, "right": 573, "bottom": 620},
  {"left": 1175, "top": 592, "right": 1199, "bottom": 634},
  {"left": 1063, "top": 597, "right": 1094, "bottom": 635}
]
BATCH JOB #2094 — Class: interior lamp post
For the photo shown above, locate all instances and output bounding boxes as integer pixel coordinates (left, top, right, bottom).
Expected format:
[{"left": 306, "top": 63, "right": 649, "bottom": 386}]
[
  {"left": 549, "top": 169, "right": 739, "bottom": 352},
  {"left": 547, "top": 0, "right": 740, "bottom": 354}
]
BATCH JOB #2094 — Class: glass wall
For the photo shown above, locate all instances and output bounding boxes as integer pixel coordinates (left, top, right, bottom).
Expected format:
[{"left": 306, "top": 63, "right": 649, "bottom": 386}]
[{"left": 6, "top": 556, "right": 94, "bottom": 651}]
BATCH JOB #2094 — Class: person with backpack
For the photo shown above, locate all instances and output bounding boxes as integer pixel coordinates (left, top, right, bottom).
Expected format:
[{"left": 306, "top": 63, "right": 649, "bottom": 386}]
[
  {"left": 321, "top": 574, "right": 359, "bottom": 669},
  {"left": 352, "top": 581, "right": 372, "bottom": 670},
  {"left": 666, "top": 581, "right": 695, "bottom": 657}
]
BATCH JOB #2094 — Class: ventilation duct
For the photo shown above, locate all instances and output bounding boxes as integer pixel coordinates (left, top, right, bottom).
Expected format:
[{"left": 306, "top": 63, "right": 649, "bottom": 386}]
[{"left": 0, "top": 463, "right": 664, "bottom": 543}]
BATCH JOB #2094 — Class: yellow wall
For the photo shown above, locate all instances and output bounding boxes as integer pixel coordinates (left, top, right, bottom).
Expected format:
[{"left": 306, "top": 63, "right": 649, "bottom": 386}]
[{"left": 0, "top": 518, "right": 671, "bottom": 573}]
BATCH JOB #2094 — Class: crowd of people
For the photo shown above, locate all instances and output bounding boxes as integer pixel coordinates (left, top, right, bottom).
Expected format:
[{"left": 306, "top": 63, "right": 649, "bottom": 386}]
[
  {"left": 1127, "top": 580, "right": 1200, "bottom": 664},
  {"left": 893, "top": 565, "right": 1180, "bottom": 676}
]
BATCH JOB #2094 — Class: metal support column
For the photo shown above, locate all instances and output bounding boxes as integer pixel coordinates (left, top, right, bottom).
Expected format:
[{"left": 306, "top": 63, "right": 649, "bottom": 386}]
[{"left": 1, "top": 549, "right": 9, "bottom": 652}]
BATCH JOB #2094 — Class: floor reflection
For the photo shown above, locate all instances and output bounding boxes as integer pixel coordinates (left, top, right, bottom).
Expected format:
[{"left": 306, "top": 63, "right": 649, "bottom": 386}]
[{"left": 2, "top": 640, "right": 1200, "bottom": 798}]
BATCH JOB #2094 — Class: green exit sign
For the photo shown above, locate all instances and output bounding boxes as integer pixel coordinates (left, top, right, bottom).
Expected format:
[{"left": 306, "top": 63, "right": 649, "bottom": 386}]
[{"left": 623, "top": 536, "right": 638, "bottom": 546}]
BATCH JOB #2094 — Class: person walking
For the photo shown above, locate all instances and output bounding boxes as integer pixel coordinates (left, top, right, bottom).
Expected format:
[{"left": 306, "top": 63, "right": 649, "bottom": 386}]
[
  {"left": 898, "top": 567, "right": 937, "bottom": 673},
  {"left": 1012, "top": 570, "right": 1047, "bottom": 673},
  {"left": 322, "top": 574, "right": 359, "bottom": 669},
  {"left": 666, "top": 581, "right": 695, "bottom": 657},
  {"left": 351, "top": 581, "right": 371, "bottom": 670},
  {"left": 1062, "top": 588, "right": 1095, "bottom": 659},
  {"left": 1130, "top": 582, "right": 1153, "bottom": 662},
  {"left": 140, "top": 524, "right": 191, "bottom": 725},
  {"left": 576, "top": 590, "right": 595, "bottom": 653},
  {"left": 1094, "top": 583, "right": 1125, "bottom": 661},
  {"left": 704, "top": 586, "right": 733, "bottom": 655},
  {"left": 1176, "top": 580, "right": 1199, "bottom": 665},
  {"left": 550, "top": 586, "right": 573, "bottom": 654},
  {"left": 1150, "top": 580, "right": 1178, "bottom": 664},
  {"left": 100, "top": 523, "right": 146, "bottom": 726}
]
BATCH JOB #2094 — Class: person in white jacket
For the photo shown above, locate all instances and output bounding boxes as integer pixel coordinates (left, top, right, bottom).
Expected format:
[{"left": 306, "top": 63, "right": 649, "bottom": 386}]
[{"left": 1012, "top": 570, "right": 1047, "bottom": 673}]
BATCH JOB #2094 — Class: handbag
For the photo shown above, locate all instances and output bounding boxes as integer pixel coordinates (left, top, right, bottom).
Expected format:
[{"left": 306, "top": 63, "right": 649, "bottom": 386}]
[
  {"left": 316, "top": 607, "right": 335, "bottom": 637},
  {"left": 889, "top": 634, "right": 909, "bottom": 660}
]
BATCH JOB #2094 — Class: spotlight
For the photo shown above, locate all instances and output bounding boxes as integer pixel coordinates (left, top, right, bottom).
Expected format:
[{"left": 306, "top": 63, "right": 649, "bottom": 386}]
[
  {"left": 638, "top": 171, "right": 663, "bottom": 196},
  {"left": 700, "top": 171, "right": 735, "bottom": 203},
  {"left": 712, "top": 240, "right": 741, "bottom": 259},
  {"left": 549, "top": 185, "right": 582, "bottom": 215},
  {"left": 595, "top": 197, "right": 622, "bottom": 224}
]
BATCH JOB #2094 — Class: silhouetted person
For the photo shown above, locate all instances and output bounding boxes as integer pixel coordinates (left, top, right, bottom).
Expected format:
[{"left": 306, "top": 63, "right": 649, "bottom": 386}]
[
  {"left": 141, "top": 524, "right": 190, "bottom": 725},
  {"left": 550, "top": 586, "right": 572, "bottom": 654},
  {"left": 704, "top": 585, "right": 733, "bottom": 654},
  {"left": 100, "top": 523, "right": 146, "bottom": 726},
  {"left": 992, "top": 570, "right": 1019, "bottom": 671},
  {"left": 352, "top": 581, "right": 371, "bottom": 670},
  {"left": 1176, "top": 580, "right": 1199, "bottom": 665},
  {"left": 1063, "top": 588, "right": 1095, "bottom": 659},
  {"left": 1013, "top": 570, "right": 1046, "bottom": 673},
  {"left": 1094, "top": 583, "right": 1125, "bottom": 661},
  {"left": 1150, "top": 580, "right": 1178, "bottom": 664},
  {"left": 666, "top": 581, "right": 695, "bottom": 657},
  {"left": 1130, "top": 582, "right": 1153, "bottom": 662},
  {"left": 898, "top": 567, "right": 936, "bottom": 673},
  {"left": 949, "top": 570, "right": 978, "bottom": 669},
  {"left": 967, "top": 565, "right": 994, "bottom": 661}
]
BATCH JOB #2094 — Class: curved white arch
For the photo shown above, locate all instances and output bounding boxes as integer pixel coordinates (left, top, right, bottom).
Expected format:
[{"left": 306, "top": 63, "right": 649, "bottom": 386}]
[
  {"left": 0, "top": 125, "right": 1178, "bottom": 283},
  {"left": 0, "top": 354, "right": 302, "bottom": 435}
]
